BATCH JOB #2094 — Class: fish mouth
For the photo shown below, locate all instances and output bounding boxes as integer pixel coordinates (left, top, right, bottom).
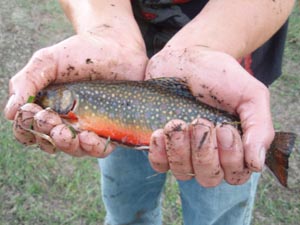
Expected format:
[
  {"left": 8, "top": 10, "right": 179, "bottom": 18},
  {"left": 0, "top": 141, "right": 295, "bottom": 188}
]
[{"left": 35, "top": 86, "right": 79, "bottom": 115}]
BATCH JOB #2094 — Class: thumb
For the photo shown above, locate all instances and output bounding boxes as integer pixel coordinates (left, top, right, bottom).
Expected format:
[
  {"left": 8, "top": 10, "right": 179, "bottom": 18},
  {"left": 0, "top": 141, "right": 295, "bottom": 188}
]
[
  {"left": 4, "top": 47, "right": 57, "bottom": 120},
  {"left": 238, "top": 87, "right": 275, "bottom": 172}
]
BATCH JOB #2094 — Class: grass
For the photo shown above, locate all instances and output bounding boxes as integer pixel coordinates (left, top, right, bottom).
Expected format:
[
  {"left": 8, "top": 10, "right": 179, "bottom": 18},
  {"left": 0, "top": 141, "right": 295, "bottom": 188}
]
[
  {"left": 0, "top": 119, "right": 105, "bottom": 225},
  {"left": 0, "top": 1, "right": 299, "bottom": 225}
]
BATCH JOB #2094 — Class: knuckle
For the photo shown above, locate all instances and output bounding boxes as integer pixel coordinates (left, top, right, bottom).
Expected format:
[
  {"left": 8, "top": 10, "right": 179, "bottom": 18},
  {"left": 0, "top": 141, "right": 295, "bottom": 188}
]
[
  {"left": 226, "top": 178, "right": 245, "bottom": 185},
  {"left": 148, "top": 152, "right": 167, "bottom": 165},
  {"left": 150, "top": 161, "right": 169, "bottom": 173},
  {"left": 193, "top": 152, "right": 214, "bottom": 165},
  {"left": 197, "top": 177, "right": 223, "bottom": 188},
  {"left": 261, "top": 84, "right": 270, "bottom": 96},
  {"left": 30, "top": 48, "right": 55, "bottom": 71},
  {"left": 50, "top": 124, "right": 79, "bottom": 152},
  {"left": 13, "top": 127, "right": 36, "bottom": 145},
  {"left": 192, "top": 145, "right": 217, "bottom": 165},
  {"left": 78, "top": 132, "right": 112, "bottom": 158},
  {"left": 167, "top": 149, "right": 190, "bottom": 165},
  {"left": 33, "top": 109, "right": 62, "bottom": 133},
  {"left": 225, "top": 171, "right": 251, "bottom": 185},
  {"left": 221, "top": 157, "right": 243, "bottom": 168},
  {"left": 255, "top": 82, "right": 270, "bottom": 100},
  {"left": 194, "top": 164, "right": 224, "bottom": 187},
  {"left": 174, "top": 175, "right": 192, "bottom": 181},
  {"left": 12, "top": 103, "right": 45, "bottom": 146},
  {"left": 146, "top": 53, "right": 170, "bottom": 78},
  {"left": 32, "top": 47, "right": 52, "bottom": 59},
  {"left": 70, "top": 148, "right": 85, "bottom": 157},
  {"left": 245, "top": 157, "right": 263, "bottom": 172}
]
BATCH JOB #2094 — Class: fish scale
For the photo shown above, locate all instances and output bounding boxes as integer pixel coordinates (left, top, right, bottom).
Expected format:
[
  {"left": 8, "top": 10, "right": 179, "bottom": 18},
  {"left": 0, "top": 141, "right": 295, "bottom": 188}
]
[
  {"left": 34, "top": 77, "right": 296, "bottom": 187},
  {"left": 66, "top": 78, "right": 234, "bottom": 135}
]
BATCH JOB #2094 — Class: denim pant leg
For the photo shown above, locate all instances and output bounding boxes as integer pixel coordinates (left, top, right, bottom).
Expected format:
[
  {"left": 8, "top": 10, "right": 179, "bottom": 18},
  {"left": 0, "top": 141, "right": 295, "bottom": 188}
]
[
  {"left": 98, "top": 147, "right": 166, "bottom": 225},
  {"left": 178, "top": 173, "right": 261, "bottom": 225}
]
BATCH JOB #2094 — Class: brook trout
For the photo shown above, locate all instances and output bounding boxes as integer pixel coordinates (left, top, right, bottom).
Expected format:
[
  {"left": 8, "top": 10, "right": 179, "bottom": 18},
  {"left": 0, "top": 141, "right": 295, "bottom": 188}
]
[{"left": 35, "top": 77, "right": 296, "bottom": 187}]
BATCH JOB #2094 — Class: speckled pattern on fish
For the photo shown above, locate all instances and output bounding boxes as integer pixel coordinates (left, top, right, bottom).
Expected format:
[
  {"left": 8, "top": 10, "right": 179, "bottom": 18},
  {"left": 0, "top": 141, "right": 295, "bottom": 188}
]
[{"left": 35, "top": 77, "right": 237, "bottom": 146}]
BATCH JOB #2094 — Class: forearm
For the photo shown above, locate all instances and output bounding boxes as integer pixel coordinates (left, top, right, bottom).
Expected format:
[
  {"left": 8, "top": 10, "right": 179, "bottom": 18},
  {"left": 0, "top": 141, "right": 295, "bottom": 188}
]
[
  {"left": 166, "top": 0, "right": 295, "bottom": 59},
  {"left": 59, "top": 0, "right": 144, "bottom": 47}
]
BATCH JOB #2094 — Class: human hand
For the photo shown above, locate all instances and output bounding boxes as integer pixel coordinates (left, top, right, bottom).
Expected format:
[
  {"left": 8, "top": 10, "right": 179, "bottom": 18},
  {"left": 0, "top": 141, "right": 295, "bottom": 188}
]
[
  {"left": 146, "top": 46, "right": 274, "bottom": 187},
  {"left": 5, "top": 31, "right": 148, "bottom": 157}
]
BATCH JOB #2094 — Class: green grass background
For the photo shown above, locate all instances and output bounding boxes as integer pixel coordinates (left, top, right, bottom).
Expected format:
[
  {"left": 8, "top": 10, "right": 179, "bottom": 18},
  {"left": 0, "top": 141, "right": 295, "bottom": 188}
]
[{"left": 0, "top": 1, "right": 299, "bottom": 224}]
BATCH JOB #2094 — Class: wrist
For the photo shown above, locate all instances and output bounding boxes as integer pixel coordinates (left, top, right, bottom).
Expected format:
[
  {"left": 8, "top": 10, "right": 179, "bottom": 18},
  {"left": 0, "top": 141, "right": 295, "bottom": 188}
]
[
  {"left": 59, "top": 0, "right": 133, "bottom": 32},
  {"left": 59, "top": 0, "right": 145, "bottom": 50},
  {"left": 159, "top": 44, "right": 227, "bottom": 63},
  {"left": 164, "top": 0, "right": 294, "bottom": 59}
]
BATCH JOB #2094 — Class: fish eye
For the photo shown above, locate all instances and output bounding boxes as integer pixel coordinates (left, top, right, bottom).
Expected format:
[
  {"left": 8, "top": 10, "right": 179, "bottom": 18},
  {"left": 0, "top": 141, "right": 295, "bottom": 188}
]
[
  {"left": 35, "top": 90, "right": 52, "bottom": 108},
  {"left": 58, "top": 89, "right": 76, "bottom": 114}
]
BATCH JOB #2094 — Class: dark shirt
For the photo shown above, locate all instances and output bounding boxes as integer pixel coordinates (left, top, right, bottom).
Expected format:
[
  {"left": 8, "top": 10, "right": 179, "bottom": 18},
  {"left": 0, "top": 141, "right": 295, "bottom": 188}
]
[{"left": 132, "top": 0, "right": 288, "bottom": 86}]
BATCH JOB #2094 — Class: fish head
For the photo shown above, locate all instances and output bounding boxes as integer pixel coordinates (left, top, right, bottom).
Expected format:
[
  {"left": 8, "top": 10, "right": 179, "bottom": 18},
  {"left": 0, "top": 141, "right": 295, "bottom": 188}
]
[{"left": 35, "top": 85, "right": 77, "bottom": 115}]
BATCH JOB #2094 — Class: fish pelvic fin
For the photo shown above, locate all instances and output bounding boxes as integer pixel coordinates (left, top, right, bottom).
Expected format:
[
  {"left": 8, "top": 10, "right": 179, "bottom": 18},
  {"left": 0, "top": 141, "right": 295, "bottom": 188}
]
[{"left": 265, "top": 132, "right": 296, "bottom": 187}]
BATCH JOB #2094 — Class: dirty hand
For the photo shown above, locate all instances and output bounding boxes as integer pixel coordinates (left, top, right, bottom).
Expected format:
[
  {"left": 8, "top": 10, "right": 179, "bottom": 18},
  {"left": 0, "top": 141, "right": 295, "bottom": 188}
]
[
  {"left": 4, "top": 31, "right": 148, "bottom": 157},
  {"left": 146, "top": 46, "right": 275, "bottom": 187}
]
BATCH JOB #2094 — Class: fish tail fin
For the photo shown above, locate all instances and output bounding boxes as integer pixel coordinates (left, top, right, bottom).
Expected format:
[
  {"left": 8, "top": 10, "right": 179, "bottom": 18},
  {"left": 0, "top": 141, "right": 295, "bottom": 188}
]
[{"left": 265, "top": 132, "right": 296, "bottom": 187}]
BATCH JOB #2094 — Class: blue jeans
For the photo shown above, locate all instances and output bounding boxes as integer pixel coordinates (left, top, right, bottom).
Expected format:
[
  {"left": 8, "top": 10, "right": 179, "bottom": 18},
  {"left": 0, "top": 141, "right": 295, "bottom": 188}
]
[{"left": 98, "top": 147, "right": 260, "bottom": 225}]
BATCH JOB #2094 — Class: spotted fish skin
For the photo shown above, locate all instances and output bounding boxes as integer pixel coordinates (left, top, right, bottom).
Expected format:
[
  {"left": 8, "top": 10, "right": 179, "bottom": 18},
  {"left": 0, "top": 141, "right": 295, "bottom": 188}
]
[
  {"left": 35, "top": 77, "right": 297, "bottom": 187},
  {"left": 35, "top": 78, "right": 237, "bottom": 146}
]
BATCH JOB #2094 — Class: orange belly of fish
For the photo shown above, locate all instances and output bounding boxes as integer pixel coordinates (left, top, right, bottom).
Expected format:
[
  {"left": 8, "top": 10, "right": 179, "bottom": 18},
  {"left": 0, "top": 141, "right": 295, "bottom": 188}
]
[{"left": 77, "top": 114, "right": 153, "bottom": 146}]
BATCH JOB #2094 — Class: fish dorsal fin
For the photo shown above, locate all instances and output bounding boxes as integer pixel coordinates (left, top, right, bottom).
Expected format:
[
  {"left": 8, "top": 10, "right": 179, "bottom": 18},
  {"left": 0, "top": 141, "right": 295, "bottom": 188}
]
[{"left": 146, "top": 77, "right": 196, "bottom": 100}]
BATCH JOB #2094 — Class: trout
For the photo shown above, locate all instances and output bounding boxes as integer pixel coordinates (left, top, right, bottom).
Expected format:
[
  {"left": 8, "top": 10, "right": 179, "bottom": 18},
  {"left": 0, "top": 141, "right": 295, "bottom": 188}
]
[{"left": 34, "top": 77, "right": 296, "bottom": 187}]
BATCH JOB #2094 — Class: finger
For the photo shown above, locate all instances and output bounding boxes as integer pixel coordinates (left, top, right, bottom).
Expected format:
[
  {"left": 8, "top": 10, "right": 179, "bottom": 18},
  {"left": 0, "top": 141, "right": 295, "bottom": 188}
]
[
  {"left": 78, "top": 131, "right": 115, "bottom": 158},
  {"left": 33, "top": 108, "right": 62, "bottom": 133},
  {"left": 50, "top": 124, "right": 84, "bottom": 157},
  {"left": 4, "top": 48, "right": 57, "bottom": 120},
  {"left": 237, "top": 86, "right": 275, "bottom": 172},
  {"left": 13, "top": 103, "right": 43, "bottom": 145},
  {"left": 164, "top": 120, "right": 193, "bottom": 181},
  {"left": 190, "top": 118, "right": 224, "bottom": 187},
  {"left": 217, "top": 125, "right": 251, "bottom": 185},
  {"left": 149, "top": 129, "right": 169, "bottom": 173},
  {"left": 33, "top": 109, "right": 63, "bottom": 154}
]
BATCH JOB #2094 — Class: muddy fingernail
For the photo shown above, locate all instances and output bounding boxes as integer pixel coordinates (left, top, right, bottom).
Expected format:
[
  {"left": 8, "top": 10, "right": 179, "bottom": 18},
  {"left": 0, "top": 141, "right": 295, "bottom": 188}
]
[
  {"left": 192, "top": 124, "right": 210, "bottom": 149},
  {"left": 150, "top": 129, "right": 165, "bottom": 150},
  {"left": 171, "top": 130, "right": 185, "bottom": 142},
  {"left": 217, "top": 126, "right": 234, "bottom": 149},
  {"left": 165, "top": 123, "right": 187, "bottom": 143},
  {"left": 259, "top": 147, "right": 266, "bottom": 166},
  {"left": 151, "top": 136, "right": 162, "bottom": 151}
]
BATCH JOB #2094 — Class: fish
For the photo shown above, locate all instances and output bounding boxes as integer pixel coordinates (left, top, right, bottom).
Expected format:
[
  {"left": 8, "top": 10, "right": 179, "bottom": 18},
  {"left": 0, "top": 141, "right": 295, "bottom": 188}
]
[{"left": 34, "top": 77, "right": 296, "bottom": 187}]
